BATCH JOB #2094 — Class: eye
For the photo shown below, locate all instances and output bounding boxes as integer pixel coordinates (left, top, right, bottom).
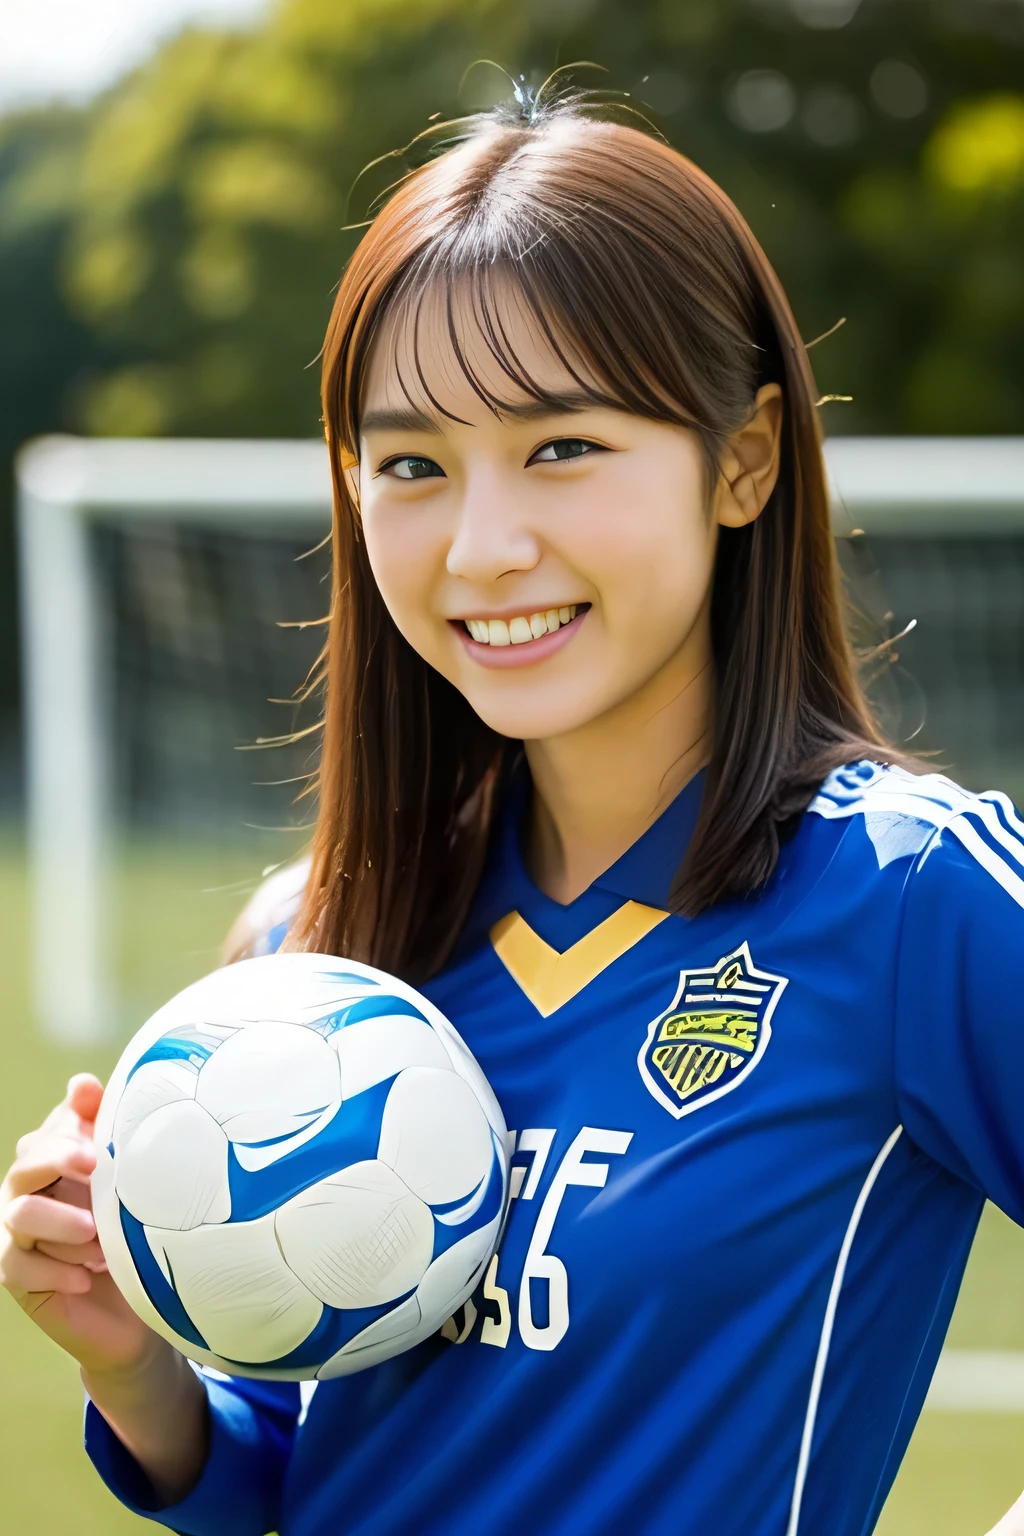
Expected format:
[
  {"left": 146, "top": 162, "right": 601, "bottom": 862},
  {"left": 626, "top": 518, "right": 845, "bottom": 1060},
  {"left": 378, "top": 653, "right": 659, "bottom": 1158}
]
[
  {"left": 379, "top": 456, "right": 445, "bottom": 481},
  {"left": 528, "top": 438, "right": 603, "bottom": 465}
]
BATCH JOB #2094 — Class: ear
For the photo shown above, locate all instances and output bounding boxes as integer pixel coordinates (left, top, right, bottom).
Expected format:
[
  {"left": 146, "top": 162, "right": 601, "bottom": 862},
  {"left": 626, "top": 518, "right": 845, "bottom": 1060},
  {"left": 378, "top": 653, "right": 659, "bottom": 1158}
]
[
  {"left": 339, "top": 444, "right": 360, "bottom": 508},
  {"left": 714, "top": 383, "right": 784, "bottom": 530},
  {"left": 323, "top": 417, "right": 361, "bottom": 506}
]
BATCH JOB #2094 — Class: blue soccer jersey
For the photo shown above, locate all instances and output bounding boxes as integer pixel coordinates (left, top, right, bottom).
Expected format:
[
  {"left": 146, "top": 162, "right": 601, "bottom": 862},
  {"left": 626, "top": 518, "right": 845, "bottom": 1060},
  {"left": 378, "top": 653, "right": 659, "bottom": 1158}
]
[{"left": 87, "top": 760, "right": 1024, "bottom": 1535}]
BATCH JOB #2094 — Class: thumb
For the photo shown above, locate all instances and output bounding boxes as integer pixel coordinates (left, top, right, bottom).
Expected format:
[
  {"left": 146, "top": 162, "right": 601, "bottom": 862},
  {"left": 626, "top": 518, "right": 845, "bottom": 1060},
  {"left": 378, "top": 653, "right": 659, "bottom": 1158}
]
[{"left": 66, "top": 1073, "right": 105, "bottom": 1127}]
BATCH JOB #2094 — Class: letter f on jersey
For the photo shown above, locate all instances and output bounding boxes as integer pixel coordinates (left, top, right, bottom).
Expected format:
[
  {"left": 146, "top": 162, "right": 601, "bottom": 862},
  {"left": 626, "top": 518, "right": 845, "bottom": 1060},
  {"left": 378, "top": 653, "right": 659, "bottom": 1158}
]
[{"left": 638, "top": 942, "right": 787, "bottom": 1119}]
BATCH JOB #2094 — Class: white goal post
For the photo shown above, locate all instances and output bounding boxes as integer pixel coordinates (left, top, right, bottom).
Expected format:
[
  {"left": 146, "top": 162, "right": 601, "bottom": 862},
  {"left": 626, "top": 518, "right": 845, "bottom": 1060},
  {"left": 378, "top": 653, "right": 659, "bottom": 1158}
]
[
  {"left": 17, "top": 437, "right": 331, "bottom": 1043},
  {"left": 15, "top": 434, "right": 1024, "bottom": 1042}
]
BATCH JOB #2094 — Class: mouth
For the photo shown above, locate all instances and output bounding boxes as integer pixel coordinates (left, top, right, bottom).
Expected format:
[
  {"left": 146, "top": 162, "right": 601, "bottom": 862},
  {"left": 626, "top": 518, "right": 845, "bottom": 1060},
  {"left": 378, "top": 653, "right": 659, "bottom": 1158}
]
[
  {"left": 462, "top": 605, "right": 584, "bottom": 646},
  {"left": 451, "top": 604, "right": 590, "bottom": 669}
]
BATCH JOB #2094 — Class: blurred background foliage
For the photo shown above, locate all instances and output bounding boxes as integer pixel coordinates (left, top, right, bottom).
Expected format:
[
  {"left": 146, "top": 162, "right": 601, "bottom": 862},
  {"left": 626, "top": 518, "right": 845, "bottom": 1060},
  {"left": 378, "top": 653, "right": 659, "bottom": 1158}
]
[{"left": 1, "top": 0, "right": 1023, "bottom": 767}]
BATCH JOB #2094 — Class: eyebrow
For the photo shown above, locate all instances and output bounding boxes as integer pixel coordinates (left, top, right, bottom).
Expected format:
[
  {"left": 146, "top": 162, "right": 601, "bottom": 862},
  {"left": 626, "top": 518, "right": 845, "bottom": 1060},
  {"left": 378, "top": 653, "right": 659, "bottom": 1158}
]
[{"left": 360, "top": 390, "right": 620, "bottom": 437}]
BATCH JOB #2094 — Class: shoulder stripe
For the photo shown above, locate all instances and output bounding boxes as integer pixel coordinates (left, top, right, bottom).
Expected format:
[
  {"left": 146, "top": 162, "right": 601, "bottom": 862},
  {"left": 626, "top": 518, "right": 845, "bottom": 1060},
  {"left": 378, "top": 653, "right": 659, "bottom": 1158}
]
[
  {"left": 949, "top": 816, "right": 1024, "bottom": 910},
  {"left": 985, "top": 790, "right": 1024, "bottom": 843},
  {"left": 966, "top": 799, "right": 1024, "bottom": 871},
  {"left": 786, "top": 1126, "right": 904, "bottom": 1536},
  {"left": 809, "top": 763, "right": 1024, "bottom": 907}
]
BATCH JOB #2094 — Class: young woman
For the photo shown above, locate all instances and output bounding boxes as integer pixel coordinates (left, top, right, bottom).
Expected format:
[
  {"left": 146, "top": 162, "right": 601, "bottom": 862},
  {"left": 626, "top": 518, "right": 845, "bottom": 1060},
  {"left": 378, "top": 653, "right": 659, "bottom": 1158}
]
[{"left": 4, "top": 97, "right": 1024, "bottom": 1536}]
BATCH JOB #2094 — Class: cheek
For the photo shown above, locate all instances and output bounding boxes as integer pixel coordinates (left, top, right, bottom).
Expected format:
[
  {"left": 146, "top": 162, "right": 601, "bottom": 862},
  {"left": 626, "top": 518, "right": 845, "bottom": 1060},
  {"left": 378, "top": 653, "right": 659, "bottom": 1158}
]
[
  {"left": 362, "top": 505, "right": 445, "bottom": 647},
  {"left": 573, "top": 470, "right": 715, "bottom": 645}
]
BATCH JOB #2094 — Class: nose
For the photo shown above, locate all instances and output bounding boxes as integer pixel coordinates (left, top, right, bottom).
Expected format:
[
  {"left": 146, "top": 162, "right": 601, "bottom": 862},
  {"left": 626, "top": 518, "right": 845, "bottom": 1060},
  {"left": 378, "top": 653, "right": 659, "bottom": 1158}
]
[{"left": 445, "top": 467, "right": 541, "bottom": 583}]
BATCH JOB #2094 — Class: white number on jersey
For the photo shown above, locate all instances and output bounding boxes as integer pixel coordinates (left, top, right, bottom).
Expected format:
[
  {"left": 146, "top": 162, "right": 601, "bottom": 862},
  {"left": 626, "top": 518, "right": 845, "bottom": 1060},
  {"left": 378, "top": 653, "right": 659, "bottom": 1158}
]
[{"left": 477, "top": 1126, "right": 633, "bottom": 1352}]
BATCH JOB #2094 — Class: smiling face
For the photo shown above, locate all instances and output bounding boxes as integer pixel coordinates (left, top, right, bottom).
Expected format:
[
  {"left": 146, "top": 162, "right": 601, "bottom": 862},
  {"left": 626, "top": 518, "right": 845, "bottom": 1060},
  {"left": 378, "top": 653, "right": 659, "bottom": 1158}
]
[{"left": 355, "top": 279, "right": 769, "bottom": 748}]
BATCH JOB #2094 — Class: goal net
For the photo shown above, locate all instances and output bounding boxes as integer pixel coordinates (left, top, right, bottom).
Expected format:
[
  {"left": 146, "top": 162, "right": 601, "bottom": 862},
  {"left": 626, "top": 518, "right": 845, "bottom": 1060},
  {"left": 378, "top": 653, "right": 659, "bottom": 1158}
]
[{"left": 16, "top": 434, "right": 1024, "bottom": 1041}]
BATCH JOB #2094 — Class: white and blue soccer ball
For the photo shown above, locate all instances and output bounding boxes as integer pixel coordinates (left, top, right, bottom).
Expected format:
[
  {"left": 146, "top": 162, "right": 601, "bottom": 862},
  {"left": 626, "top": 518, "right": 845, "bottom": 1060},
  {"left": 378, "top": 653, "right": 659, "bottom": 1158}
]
[{"left": 92, "top": 953, "right": 509, "bottom": 1380}]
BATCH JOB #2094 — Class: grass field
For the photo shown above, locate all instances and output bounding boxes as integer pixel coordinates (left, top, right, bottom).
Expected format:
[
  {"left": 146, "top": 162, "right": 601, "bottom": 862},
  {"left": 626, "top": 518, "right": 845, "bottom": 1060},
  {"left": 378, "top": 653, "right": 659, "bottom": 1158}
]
[{"left": 2, "top": 834, "right": 1024, "bottom": 1534}]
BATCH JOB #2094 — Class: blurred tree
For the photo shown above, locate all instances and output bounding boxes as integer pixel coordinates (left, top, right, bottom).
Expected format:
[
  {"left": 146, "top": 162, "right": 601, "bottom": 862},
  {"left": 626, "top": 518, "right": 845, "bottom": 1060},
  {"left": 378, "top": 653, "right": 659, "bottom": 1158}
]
[
  {"left": 1, "top": 0, "right": 1023, "bottom": 761},
  {"left": 842, "top": 89, "right": 1024, "bottom": 431},
  {"left": 18, "top": 0, "right": 1023, "bottom": 444},
  {"left": 52, "top": 0, "right": 533, "bottom": 439},
  {"left": 0, "top": 108, "right": 121, "bottom": 754}
]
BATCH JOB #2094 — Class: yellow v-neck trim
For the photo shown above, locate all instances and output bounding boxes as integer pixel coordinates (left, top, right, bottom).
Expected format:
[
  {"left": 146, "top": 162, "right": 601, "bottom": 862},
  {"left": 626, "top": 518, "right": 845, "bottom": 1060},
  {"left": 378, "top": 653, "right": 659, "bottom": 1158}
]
[{"left": 489, "top": 901, "right": 669, "bottom": 1017}]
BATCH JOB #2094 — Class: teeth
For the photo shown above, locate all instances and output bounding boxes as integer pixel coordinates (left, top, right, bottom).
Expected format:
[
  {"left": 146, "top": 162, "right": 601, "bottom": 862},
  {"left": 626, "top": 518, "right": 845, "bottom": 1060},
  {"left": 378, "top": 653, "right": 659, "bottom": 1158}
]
[{"left": 465, "top": 606, "right": 578, "bottom": 645}]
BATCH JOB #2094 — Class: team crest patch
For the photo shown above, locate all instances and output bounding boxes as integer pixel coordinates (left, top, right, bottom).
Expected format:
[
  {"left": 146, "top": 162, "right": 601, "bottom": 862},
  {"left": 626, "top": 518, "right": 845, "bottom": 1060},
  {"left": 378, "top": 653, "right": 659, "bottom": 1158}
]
[{"left": 638, "top": 943, "right": 787, "bottom": 1119}]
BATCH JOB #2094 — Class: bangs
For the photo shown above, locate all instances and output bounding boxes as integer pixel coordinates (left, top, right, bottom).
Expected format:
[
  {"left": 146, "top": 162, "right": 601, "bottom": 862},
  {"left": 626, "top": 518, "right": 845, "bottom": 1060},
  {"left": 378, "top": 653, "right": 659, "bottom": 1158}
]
[
  {"left": 384, "top": 258, "right": 665, "bottom": 426},
  {"left": 333, "top": 114, "right": 772, "bottom": 480},
  {"left": 353, "top": 231, "right": 734, "bottom": 482}
]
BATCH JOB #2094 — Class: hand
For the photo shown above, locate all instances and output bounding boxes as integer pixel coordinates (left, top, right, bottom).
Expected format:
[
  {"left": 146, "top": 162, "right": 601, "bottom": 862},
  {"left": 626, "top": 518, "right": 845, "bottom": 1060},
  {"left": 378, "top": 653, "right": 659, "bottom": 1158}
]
[
  {"left": 2, "top": 1073, "right": 210, "bottom": 1504},
  {"left": 0, "top": 1073, "right": 158, "bottom": 1378}
]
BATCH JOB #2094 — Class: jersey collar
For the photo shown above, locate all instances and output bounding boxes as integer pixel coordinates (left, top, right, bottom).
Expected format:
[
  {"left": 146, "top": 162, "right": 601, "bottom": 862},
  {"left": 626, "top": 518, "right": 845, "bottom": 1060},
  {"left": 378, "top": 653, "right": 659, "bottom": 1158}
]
[
  {"left": 589, "top": 770, "right": 705, "bottom": 908},
  {"left": 458, "top": 765, "right": 705, "bottom": 957}
]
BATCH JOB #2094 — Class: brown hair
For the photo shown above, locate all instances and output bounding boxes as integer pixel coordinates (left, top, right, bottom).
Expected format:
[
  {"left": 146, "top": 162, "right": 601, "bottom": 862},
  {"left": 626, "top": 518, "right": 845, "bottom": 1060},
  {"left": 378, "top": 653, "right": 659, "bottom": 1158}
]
[{"left": 287, "top": 102, "right": 900, "bottom": 982}]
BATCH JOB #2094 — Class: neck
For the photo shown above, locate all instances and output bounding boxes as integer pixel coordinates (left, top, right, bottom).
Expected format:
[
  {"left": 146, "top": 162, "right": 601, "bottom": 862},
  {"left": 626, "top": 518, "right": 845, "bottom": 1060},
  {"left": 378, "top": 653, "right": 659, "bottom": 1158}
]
[{"left": 523, "top": 636, "right": 713, "bottom": 906}]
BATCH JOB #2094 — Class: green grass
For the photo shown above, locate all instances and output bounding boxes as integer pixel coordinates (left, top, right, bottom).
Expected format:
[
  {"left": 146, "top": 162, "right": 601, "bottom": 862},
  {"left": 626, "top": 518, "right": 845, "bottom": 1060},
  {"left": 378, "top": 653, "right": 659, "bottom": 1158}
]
[{"left": 2, "top": 834, "right": 1024, "bottom": 1533}]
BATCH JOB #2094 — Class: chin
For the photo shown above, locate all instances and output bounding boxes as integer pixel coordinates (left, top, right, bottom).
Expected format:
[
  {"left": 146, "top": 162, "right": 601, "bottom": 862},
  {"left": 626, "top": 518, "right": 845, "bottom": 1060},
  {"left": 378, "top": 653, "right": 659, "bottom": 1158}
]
[{"left": 464, "top": 691, "right": 601, "bottom": 743}]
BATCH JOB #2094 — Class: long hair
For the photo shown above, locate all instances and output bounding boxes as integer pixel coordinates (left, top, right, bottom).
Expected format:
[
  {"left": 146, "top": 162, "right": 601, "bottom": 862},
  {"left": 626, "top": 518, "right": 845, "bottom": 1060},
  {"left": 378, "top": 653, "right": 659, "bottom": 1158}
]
[{"left": 287, "top": 102, "right": 901, "bottom": 982}]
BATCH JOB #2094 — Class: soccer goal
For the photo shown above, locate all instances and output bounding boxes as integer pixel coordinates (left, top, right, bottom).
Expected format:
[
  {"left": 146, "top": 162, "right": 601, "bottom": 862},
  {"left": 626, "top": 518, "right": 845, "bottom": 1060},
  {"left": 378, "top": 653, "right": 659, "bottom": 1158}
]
[
  {"left": 17, "top": 437, "right": 331, "bottom": 1043},
  {"left": 16, "top": 434, "right": 1024, "bottom": 1043}
]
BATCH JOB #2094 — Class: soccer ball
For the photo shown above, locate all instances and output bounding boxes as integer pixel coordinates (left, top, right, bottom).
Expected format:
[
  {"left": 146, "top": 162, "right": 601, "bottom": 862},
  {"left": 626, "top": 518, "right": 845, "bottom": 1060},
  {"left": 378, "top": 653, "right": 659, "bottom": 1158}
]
[{"left": 92, "top": 953, "right": 509, "bottom": 1380}]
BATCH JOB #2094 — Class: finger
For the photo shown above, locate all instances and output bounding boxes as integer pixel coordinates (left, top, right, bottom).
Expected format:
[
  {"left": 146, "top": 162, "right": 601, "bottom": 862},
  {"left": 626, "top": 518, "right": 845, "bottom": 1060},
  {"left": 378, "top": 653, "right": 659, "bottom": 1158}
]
[
  {"left": 66, "top": 1075, "right": 104, "bottom": 1131},
  {"left": 35, "top": 1075, "right": 104, "bottom": 1139},
  {"left": 67, "top": 1072, "right": 103, "bottom": 1105},
  {"left": 16, "top": 1113, "right": 92, "bottom": 1159},
  {"left": 38, "top": 1097, "right": 87, "bottom": 1138},
  {"left": 1, "top": 1244, "right": 93, "bottom": 1298},
  {"left": 36, "top": 1237, "right": 108, "bottom": 1272},
  {"left": 5, "top": 1135, "right": 96, "bottom": 1198},
  {"left": 9, "top": 1131, "right": 96, "bottom": 1188},
  {"left": 5, "top": 1193, "right": 97, "bottom": 1250},
  {"left": 49, "top": 1176, "right": 94, "bottom": 1212}
]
